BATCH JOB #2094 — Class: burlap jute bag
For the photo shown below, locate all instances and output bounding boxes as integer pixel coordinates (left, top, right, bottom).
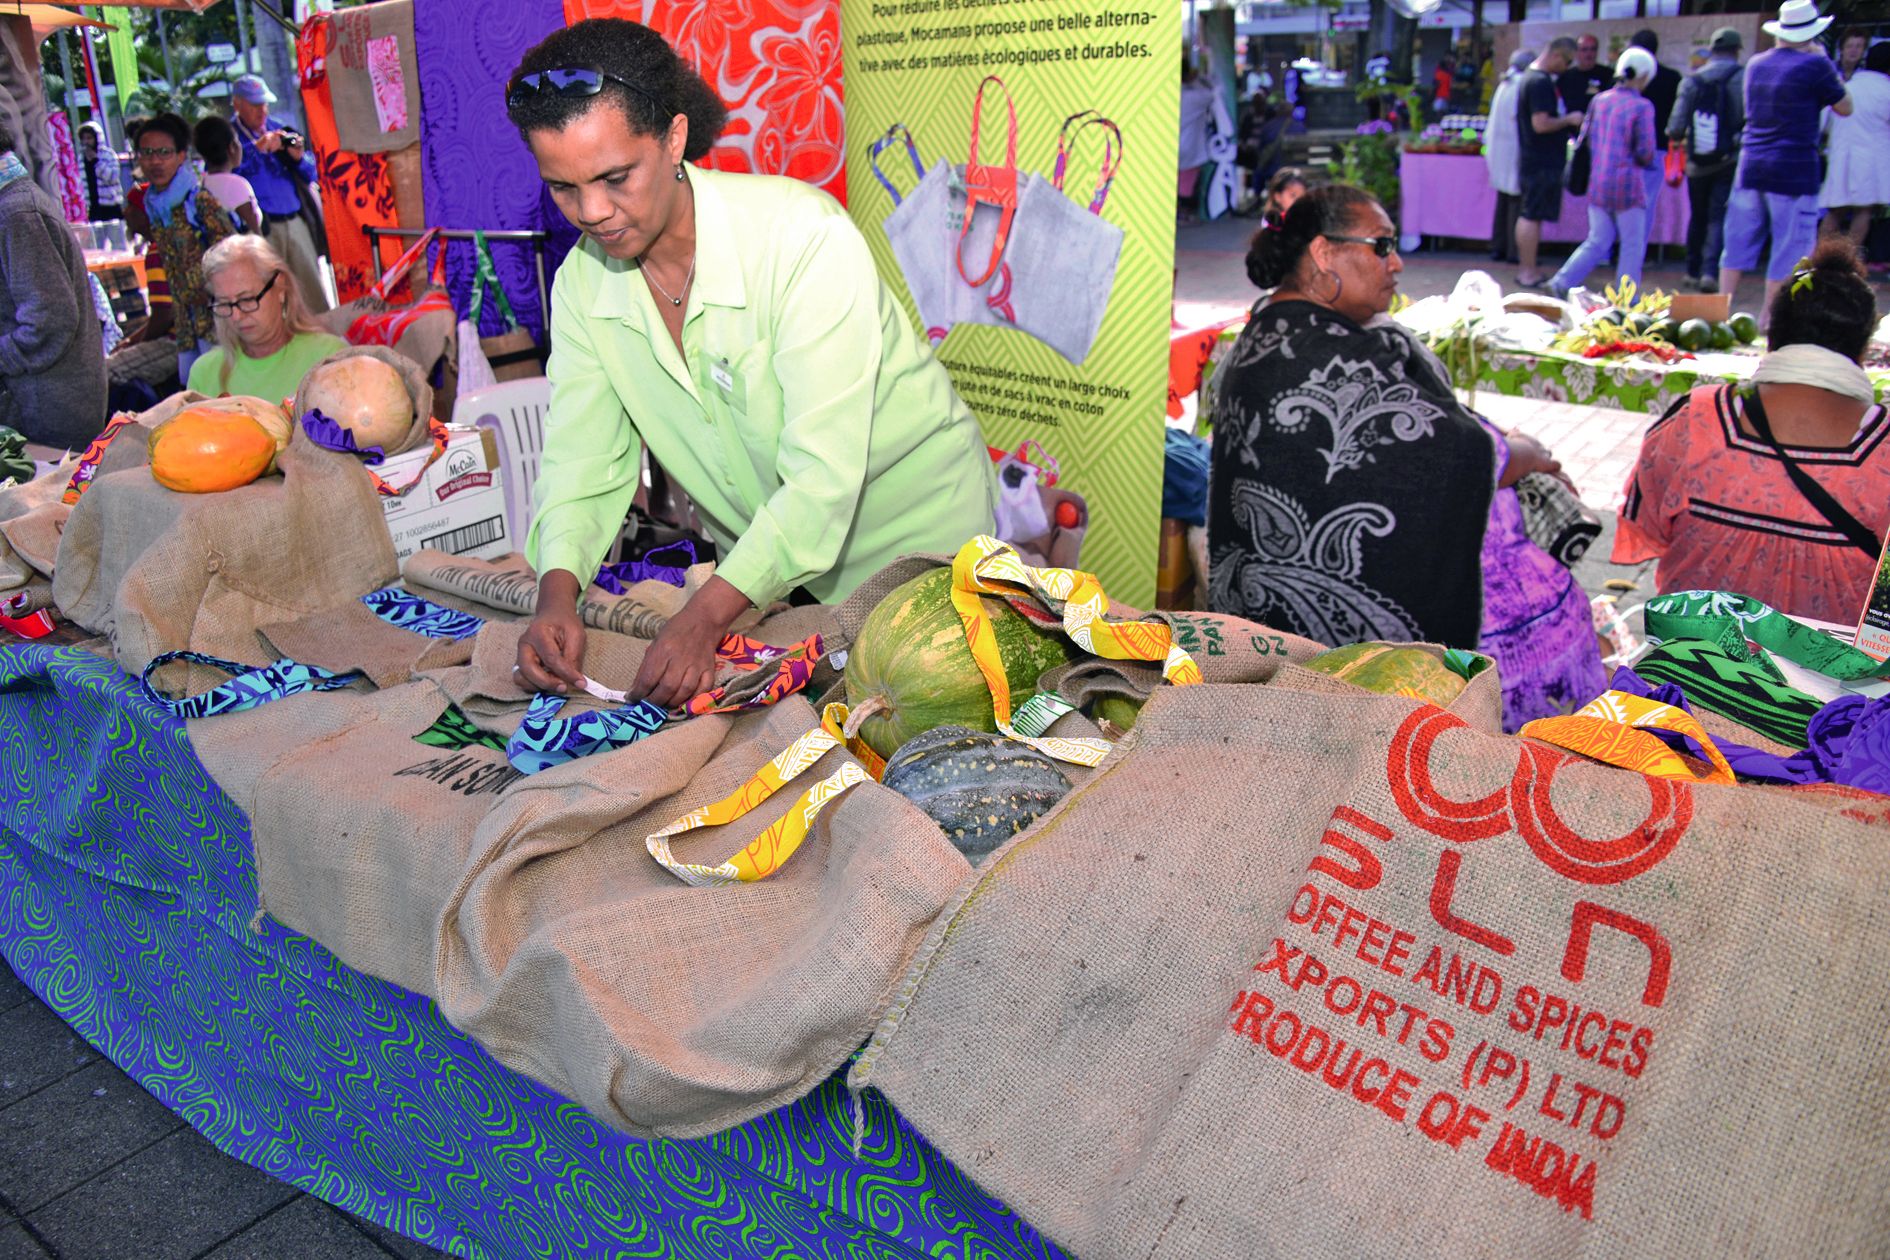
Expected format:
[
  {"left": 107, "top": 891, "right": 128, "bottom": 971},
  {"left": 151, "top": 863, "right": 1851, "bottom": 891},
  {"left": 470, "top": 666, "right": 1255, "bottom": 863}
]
[
  {"left": 259, "top": 599, "right": 473, "bottom": 690},
  {"left": 433, "top": 695, "right": 968, "bottom": 1138},
  {"left": 849, "top": 681, "right": 1890, "bottom": 1259},
  {"left": 0, "top": 502, "right": 66, "bottom": 578},
  {"left": 401, "top": 549, "right": 704, "bottom": 639},
  {"left": 187, "top": 678, "right": 515, "bottom": 996},
  {"left": 54, "top": 425, "right": 398, "bottom": 695},
  {"left": 0, "top": 462, "right": 71, "bottom": 590},
  {"left": 424, "top": 619, "right": 657, "bottom": 737}
]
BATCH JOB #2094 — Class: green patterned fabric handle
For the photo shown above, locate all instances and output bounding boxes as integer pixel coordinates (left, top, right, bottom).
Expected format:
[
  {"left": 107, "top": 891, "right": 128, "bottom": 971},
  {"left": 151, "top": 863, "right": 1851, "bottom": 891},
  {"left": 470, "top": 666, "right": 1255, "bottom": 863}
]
[
  {"left": 468, "top": 230, "right": 520, "bottom": 334},
  {"left": 1644, "top": 591, "right": 1890, "bottom": 683}
]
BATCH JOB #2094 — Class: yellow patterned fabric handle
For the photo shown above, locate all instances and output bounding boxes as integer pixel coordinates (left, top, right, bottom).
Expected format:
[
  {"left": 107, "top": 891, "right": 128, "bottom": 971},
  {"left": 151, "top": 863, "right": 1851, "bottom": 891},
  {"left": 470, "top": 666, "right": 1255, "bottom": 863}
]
[
  {"left": 947, "top": 535, "right": 1203, "bottom": 766},
  {"left": 1520, "top": 690, "right": 1735, "bottom": 785},
  {"left": 647, "top": 723, "right": 869, "bottom": 888}
]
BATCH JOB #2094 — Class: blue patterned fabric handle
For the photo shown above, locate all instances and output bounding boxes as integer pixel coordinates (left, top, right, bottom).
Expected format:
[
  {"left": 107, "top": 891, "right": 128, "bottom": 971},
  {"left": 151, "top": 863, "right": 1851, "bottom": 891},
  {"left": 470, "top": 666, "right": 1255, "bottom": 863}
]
[
  {"left": 139, "top": 651, "right": 361, "bottom": 719},
  {"left": 360, "top": 588, "right": 485, "bottom": 641},
  {"left": 506, "top": 693, "right": 671, "bottom": 774}
]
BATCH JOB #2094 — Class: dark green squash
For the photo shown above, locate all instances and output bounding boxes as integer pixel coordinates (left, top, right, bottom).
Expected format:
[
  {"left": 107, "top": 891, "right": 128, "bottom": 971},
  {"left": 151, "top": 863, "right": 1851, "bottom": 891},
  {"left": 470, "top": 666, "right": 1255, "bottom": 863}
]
[
  {"left": 844, "top": 567, "right": 1079, "bottom": 761},
  {"left": 882, "top": 726, "right": 1072, "bottom": 860}
]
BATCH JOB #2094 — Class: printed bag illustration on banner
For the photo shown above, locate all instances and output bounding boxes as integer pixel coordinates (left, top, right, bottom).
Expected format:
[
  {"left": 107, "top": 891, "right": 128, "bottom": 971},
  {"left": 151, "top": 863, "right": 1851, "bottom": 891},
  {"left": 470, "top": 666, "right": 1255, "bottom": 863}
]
[
  {"left": 874, "top": 125, "right": 958, "bottom": 344},
  {"left": 954, "top": 105, "right": 1125, "bottom": 366},
  {"left": 877, "top": 78, "right": 1127, "bottom": 367}
]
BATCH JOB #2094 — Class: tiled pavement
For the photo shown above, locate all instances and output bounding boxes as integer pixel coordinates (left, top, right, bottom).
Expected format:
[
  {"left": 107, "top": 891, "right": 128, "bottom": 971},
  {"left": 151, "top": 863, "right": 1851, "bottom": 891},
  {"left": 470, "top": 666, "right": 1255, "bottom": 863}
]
[{"left": 0, "top": 958, "right": 448, "bottom": 1260}]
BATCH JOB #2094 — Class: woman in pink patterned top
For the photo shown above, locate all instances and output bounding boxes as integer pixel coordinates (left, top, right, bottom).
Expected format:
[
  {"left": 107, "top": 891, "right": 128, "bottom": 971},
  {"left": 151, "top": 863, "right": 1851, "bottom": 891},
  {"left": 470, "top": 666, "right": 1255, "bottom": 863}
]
[
  {"left": 1614, "top": 240, "right": 1887, "bottom": 624},
  {"left": 1550, "top": 48, "right": 1658, "bottom": 298}
]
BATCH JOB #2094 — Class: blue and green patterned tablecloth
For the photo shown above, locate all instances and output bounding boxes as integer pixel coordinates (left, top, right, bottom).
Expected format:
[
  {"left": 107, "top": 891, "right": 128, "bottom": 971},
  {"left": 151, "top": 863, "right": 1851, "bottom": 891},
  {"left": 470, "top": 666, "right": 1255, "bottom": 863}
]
[{"left": 0, "top": 644, "right": 1061, "bottom": 1260}]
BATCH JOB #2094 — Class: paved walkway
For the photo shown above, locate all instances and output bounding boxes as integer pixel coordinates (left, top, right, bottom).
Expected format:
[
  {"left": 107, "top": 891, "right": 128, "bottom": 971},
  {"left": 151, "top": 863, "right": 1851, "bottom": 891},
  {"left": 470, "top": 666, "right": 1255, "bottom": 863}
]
[{"left": 0, "top": 963, "right": 448, "bottom": 1260}]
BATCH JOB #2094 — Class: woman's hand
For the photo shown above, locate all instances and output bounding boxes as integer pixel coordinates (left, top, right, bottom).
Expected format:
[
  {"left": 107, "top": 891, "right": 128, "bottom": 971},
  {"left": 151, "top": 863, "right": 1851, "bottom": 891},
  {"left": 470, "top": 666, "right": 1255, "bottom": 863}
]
[
  {"left": 631, "top": 576, "right": 754, "bottom": 711},
  {"left": 516, "top": 569, "right": 586, "bottom": 693},
  {"left": 1499, "top": 430, "right": 1563, "bottom": 489}
]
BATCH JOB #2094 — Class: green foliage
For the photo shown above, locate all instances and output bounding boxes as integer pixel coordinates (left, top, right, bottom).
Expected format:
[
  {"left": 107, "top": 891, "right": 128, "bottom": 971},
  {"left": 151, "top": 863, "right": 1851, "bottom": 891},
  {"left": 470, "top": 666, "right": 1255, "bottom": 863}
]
[
  {"left": 130, "top": 42, "right": 231, "bottom": 122},
  {"left": 1337, "top": 131, "right": 1402, "bottom": 213}
]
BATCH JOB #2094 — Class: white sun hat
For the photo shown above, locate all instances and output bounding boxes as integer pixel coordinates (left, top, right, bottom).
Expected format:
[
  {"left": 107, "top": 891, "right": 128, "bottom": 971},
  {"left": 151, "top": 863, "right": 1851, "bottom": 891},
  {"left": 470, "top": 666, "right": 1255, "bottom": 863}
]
[{"left": 1763, "top": 0, "right": 1835, "bottom": 44}]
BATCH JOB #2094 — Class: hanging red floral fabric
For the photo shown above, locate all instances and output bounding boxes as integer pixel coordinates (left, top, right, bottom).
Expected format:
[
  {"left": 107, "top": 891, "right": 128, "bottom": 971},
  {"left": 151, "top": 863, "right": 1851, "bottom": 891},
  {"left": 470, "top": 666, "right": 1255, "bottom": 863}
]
[{"left": 562, "top": 0, "right": 846, "bottom": 204}]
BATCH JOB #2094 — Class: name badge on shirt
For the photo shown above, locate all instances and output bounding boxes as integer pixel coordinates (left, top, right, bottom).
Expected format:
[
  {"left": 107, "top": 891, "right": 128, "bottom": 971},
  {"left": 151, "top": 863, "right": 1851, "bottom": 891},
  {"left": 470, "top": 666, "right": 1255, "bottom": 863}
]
[{"left": 710, "top": 357, "right": 747, "bottom": 412}]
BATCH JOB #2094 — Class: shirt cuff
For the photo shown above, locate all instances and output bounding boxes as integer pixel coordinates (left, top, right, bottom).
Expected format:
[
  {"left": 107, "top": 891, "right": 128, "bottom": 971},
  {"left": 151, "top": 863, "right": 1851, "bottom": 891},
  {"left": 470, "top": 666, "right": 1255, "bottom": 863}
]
[
  {"left": 529, "top": 534, "right": 601, "bottom": 590},
  {"left": 714, "top": 543, "right": 792, "bottom": 610}
]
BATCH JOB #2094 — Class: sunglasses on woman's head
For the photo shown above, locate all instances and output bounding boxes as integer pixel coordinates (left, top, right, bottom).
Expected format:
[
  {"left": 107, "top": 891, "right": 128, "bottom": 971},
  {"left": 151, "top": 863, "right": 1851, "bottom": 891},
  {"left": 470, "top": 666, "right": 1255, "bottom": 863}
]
[
  {"left": 505, "top": 66, "right": 670, "bottom": 119},
  {"left": 209, "top": 271, "right": 280, "bottom": 317},
  {"left": 1324, "top": 233, "right": 1399, "bottom": 258}
]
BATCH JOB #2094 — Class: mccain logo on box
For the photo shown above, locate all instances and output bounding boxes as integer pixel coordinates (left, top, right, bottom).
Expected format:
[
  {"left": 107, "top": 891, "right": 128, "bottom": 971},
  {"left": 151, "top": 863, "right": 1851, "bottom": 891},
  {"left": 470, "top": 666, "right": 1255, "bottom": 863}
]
[{"left": 436, "top": 446, "right": 494, "bottom": 503}]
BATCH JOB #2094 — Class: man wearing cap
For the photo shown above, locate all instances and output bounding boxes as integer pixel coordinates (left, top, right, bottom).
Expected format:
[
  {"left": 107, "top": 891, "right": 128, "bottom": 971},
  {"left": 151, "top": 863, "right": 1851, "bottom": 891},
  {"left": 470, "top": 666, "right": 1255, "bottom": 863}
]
[
  {"left": 1669, "top": 27, "right": 1746, "bottom": 292},
  {"left": 1717, "top": 2, "right": 1851, "bottom": 316},
  {"left": 230, "top": 73, "right": 330, "bottom": 312}
]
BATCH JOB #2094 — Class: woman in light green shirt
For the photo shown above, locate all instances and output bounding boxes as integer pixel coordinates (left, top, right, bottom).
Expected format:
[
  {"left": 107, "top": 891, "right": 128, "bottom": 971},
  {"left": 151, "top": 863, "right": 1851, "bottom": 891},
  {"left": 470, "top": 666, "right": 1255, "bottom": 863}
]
[
  {"left": 507, "top": 19, "right": 997, "bottom": 708},
  {"left": 187, "top": 234, "right": 343, "bottom": 402}
]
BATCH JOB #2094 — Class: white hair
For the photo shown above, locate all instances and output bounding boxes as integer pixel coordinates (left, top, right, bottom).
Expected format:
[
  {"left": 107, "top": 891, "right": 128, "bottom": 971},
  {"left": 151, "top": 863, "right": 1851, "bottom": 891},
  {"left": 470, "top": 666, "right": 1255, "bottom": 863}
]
[
  {"left": 201, "top": 234, "right": 325, "bottom": 392},
  {"left": 1616, "top": 47, "right": 1658, "bottom": 85}
]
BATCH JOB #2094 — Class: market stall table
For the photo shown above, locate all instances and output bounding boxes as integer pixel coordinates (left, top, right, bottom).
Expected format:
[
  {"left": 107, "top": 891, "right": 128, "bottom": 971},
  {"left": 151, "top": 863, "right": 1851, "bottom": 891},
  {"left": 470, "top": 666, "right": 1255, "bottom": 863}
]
[
  {"left": 1463, "top": 344, "right": 1890, "bottom": 414},
  {"left": 0, "top": 643, "right": 1065, "bottom": 1260},
  {"left": 1399, "top": 150, "right": 1689, "bottom": 251}
]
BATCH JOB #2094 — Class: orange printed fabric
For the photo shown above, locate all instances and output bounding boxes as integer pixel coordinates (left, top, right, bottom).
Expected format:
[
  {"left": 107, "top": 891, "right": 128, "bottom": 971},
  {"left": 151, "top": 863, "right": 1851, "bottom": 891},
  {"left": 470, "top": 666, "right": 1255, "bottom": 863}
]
[
  {"left": 1520, "top": 690, "right": 1735, "bottom": 786},
  {"left": 949, "top": 536, "right": 1203, "bottom": 767},
  {"left": 297, "top": 16, "right": 405, "bottom": 303},
  {"left": 563, "top": 0, "right": 846, "bottom": 203}
]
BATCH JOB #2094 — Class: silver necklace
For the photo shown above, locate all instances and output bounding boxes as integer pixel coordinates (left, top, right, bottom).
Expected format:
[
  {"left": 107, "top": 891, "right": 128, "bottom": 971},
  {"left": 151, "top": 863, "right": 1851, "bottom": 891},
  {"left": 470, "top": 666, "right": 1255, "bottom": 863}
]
[{"left": 639, "top": 251, "right": 696, "bottom": 308}]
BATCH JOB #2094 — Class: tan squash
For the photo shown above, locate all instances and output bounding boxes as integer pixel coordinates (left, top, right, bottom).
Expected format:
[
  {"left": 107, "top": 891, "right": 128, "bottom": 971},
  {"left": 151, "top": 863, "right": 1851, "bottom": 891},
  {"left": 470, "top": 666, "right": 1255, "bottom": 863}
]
[{"left": 298, "top": 354, "right": 413, "bottom": 452}]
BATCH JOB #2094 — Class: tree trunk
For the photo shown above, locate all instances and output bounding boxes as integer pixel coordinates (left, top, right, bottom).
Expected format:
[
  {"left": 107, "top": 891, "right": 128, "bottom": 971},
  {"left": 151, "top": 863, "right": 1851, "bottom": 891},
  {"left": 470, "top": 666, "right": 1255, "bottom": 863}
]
[
  {"left": 1368, "top": 0, "right": 1418, "bottom": 83},
  {"left": 253, "top": 2, "right": 304, "bottom": 133}
]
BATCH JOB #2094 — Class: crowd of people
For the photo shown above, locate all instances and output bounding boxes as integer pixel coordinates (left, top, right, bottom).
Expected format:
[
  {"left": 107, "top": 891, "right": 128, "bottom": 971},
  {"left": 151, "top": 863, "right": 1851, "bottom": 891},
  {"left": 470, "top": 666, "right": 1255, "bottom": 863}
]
[
  {"left": 0, "top": 73, "right": 330, "bottom": 452},
  {"left": 1492, "top": 15, "right": 1889, "bottom": 307}
]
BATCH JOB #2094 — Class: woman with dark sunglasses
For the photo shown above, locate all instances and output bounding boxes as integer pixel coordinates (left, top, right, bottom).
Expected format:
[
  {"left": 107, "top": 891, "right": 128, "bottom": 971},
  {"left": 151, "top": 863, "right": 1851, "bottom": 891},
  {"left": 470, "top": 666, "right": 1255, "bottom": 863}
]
[
  {"left": 1207, "top": 183, "right": 1604, "bottom": 731},
  {"left": 506, "top": 19, "right": 997, "bottom": 709}
]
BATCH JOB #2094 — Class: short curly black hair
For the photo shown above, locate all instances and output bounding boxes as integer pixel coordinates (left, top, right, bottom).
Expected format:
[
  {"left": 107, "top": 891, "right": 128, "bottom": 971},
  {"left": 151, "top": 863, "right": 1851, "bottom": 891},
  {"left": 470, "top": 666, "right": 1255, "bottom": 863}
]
[
  {"left": 506, "top": 19, "right": 726, "bottom": 161},
  {"left": 133, "top": 112, "right": 191, "bottom": 153}
]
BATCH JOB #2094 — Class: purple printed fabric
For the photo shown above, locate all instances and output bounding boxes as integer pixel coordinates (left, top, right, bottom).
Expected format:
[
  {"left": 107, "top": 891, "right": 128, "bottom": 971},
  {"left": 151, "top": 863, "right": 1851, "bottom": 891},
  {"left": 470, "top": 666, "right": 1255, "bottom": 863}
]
[
  {"left": 1475, "top": 421, "right": 1608, "bottom": 734},
  {"left": 414, "top": 0, "right": 573, "bottom": 344},
  {"left": 1611, "top": 666, "right": 1890, "bottom": 793},
  {"left": 593, "top": 540, "right": 699, "bottom": 595},
  {"left": 299, "top": 409, "right": 387, "bottom": 465}
]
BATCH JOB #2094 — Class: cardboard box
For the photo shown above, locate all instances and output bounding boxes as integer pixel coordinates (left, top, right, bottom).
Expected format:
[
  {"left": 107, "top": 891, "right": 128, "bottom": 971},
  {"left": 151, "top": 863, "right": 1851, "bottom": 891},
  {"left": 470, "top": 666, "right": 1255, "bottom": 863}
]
[
  {"left": 1155, "top": 516, "right": 1195, "bottom": 612},
  {"left": 1668, "top": 293, "right": 1732, "bottom": 324},
  {"left": 376, "top": 426, "right": 512, "bottom": 567}
]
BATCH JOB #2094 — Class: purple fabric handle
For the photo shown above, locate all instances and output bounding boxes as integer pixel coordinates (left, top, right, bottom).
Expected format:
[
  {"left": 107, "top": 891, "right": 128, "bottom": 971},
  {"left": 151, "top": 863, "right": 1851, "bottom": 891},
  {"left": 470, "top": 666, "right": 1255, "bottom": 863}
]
[
  {"left": 593, "top": 540, "right": 699, "bottom": 595},
  {"left": 1611, "top": 666, "right": 1890, "bottom": 792},
  {"left": 298, "top": 409, "right": 387, "bottom": 466}
]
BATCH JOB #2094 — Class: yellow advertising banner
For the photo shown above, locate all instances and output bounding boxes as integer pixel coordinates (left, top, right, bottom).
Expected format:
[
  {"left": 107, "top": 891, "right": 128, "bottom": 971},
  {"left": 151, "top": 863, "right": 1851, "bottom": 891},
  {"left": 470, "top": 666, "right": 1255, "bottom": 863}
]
[{"left": 840, "top": 0, "right": 1180, "bottom": 605}]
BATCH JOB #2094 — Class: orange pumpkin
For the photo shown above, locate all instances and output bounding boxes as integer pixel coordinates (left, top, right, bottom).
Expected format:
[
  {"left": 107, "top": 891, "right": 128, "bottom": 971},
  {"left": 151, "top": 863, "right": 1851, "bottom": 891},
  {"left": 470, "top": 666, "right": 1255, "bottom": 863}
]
[
  {"left": 189, "top": 395, "right": 292, "bottom": 470},
  {"left": 149, "top": 405, "right": 279, "bottom": 494}
]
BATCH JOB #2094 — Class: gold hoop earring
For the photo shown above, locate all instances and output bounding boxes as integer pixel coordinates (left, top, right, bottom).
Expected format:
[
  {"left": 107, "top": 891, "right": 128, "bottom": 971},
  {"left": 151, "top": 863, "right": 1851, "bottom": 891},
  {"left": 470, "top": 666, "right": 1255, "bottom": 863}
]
[{"left": 1316, "top": 268, "right": 1344, "bottom": 304}]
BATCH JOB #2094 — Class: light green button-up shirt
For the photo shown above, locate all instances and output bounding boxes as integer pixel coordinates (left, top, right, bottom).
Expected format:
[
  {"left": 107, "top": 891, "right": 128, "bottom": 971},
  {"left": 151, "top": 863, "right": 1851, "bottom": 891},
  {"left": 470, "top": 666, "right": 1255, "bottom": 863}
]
[{"left": 526, "top": 165, "right": 998, "bottom": 607}]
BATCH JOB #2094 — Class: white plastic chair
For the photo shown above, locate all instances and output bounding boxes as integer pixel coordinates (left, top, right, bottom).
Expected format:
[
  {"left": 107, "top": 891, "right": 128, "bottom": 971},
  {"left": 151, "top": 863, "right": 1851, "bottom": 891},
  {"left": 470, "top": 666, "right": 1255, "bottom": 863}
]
[{"left": 452, "top": 376, "right": 550, "bottom": 552}]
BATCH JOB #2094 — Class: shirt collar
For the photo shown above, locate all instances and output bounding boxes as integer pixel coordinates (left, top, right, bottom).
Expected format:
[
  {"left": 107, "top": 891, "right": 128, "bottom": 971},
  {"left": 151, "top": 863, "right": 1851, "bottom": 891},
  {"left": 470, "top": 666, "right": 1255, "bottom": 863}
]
[{"left": 588, "top": 164, "right": 746, "bottom": 326}]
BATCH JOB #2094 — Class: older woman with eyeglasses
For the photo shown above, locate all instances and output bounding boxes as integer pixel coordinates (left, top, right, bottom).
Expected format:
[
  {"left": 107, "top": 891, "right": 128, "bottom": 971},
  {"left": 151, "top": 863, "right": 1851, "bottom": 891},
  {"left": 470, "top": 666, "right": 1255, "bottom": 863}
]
[
  {"left": 1209, "top": 184, "right": 1605, "bottom": 730},
  {"left": 186, "top": 235, "right": 342, "bottom": 401},
  {"left": 505, "top": 19, "right": 996, "bottom": 709}
]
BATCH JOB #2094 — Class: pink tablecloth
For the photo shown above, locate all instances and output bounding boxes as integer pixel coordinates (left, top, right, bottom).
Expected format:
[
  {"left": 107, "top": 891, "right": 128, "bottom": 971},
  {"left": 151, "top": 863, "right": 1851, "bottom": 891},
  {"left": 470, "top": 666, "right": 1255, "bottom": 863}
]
[{"left": 1399, "top": 151, "right": 1689, "bottom": 247}]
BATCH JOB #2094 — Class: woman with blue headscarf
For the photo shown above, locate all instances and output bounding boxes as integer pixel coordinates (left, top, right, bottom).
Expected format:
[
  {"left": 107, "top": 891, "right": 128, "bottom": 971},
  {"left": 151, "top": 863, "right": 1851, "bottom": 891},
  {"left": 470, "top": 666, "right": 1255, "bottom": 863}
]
[{"left": 123, "top": 112, "right": 238, "bottom": 382}]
